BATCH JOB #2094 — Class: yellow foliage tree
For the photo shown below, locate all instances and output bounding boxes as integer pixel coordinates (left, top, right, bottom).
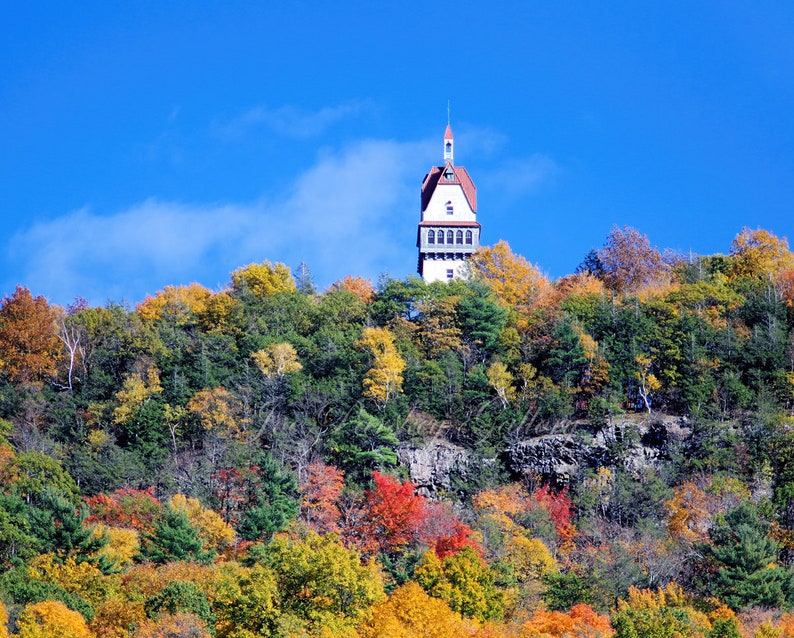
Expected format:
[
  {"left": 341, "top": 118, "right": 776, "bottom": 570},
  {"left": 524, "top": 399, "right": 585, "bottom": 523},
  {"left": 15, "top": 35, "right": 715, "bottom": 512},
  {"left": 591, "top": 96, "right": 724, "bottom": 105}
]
[
  {"left": 169, "top": 494, "right": 235, "bottom": 553},
  {"left": 0, "top": 598, "right": 8, "bottom": 638},
  {"left": 27, "top": 553, "right": 112, "bottom": 609},
  {"left": 486, "top": 361, "right": 516, "bottom": 408},
  {"left": 359, "top": 581, "right": 480, "bottom": 638},
  {"left": 251, "top": 342, "right": 303, "bottom": 377},
  {"left": 356, "top": 327, "right": 407, "bottom": 405},
  {"left": 133, "top": 612, "right": 212, "bottom": 638},
  {"left": 186, "top": 387, "right": 245, "bottom": 436},
  {"left": 469, "top": 241, "right": 554, "bottom": 320},
  {"left": 664, "top": 481, "right": 710, "bottom": 543},
  {"left": 90, "top": 596, "right": 146, "bottom": 638},
  {"left": 634, "top": 354, "right": 661, "bottom": 413},
  {"left": 231, "top": 260, "right": 296, "bottom": 297},
  {"left": 730, "top": 227, "right": 794, "bottom": 281},
  {"left": 136, "top": 283, "right": 214, "bottom": 324},
  {"left": 112, "top": 364, "right": 163, "bottom": 426},
  {"left": 16, "top": 600, "right": 93, "bottom": 638},
  {"left": 91, "top": 524, "right": 139, "bottom": 570}
]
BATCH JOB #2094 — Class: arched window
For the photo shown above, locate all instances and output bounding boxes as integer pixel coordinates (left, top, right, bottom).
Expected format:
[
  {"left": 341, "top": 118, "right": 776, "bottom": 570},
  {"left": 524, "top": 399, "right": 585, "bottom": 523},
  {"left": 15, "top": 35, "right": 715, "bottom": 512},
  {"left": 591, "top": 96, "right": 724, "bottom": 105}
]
[
  {"left": 446, "top": 201, "right": 454, "bottom": 215},
  {"left": 447, "top": 230, "right": 454, "bottom": 244},
  {"left": 456, "top": 230, "right": 463, "bottom": 244},
  {"left": 465, "top": 230, "right": 473, "bottom": 245},
  {"left": 428, "top": 230, "right": 435, "bottom": 244}
]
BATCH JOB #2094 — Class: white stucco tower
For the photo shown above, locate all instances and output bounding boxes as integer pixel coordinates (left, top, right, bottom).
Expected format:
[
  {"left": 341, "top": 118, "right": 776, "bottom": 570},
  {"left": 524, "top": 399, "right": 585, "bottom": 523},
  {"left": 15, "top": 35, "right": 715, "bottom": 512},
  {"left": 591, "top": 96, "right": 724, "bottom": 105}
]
[{"left": 417, "top": 125, "right": 481, "bottom": 282}]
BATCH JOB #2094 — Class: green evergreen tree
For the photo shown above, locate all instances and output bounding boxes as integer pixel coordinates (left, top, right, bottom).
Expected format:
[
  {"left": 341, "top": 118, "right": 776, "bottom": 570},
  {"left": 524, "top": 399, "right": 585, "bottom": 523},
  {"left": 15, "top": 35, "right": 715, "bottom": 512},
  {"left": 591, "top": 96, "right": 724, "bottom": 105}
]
[
  {"left": 238, "top": 454, "right": 298, "bottom": 542},
  {"left": 144, "top": 580, "right": 216, "bottom": 632},
  {"left": 327, "top": 407, "right": 399, "bottom": 485},
  {"left": 140, "top": 505, "right": 214, "bottom": 564},
  {"left": 698, "top": 502, "right": 793, "bottom": 610}
]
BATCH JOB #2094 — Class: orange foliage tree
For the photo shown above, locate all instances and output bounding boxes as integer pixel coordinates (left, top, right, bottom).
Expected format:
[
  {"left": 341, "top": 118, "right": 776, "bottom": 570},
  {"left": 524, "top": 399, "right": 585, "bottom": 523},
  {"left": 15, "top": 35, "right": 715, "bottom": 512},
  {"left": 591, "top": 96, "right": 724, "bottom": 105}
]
[
  {"left": 597, "top": 225, "right": 670, "bottom": 295},
  {"left": 300, "top": 459, "right": 345, "bottom": 534},
  {"left": 330, "top": 275, "right": 376, "bottom": 303},
  {"left": 519, "top": 603, "right": 614, "bottom": 637},
  {"left": 0, "top": 285, "right": 62, "bottom": 386},
  {"left": 469, "top": 241, "right": 554, "bottom": 322}
]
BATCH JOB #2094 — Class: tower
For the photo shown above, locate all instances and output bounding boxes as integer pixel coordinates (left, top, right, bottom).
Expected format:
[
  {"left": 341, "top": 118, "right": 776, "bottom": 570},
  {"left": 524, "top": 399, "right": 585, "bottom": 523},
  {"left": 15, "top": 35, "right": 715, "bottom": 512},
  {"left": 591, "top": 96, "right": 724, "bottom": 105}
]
[{"left": 417, "top": 125, "right": 480, "bottom": 282}]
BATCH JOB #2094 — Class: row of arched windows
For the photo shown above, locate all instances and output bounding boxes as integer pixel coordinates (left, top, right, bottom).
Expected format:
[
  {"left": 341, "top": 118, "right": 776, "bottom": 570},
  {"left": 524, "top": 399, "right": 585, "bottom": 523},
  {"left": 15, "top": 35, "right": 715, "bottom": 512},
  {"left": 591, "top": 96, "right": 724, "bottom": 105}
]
[{"left": 427, "top": 229, "right": 473, "bottom": 245}]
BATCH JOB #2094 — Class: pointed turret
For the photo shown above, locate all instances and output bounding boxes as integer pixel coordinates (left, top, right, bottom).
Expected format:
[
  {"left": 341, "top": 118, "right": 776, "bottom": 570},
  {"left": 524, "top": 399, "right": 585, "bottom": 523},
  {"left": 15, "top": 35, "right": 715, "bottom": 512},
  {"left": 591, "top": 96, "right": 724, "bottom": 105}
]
[{"left": 444, "top": 125, "right": 454, "bottom": 164}]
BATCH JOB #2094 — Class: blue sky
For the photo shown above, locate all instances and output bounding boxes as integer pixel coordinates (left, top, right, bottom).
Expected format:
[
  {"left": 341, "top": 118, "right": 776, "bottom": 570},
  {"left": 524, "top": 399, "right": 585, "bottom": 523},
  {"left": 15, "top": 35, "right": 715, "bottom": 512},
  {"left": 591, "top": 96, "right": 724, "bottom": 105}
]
[{"left": 2, "top": 2, "right": 793, "bottom": 307}]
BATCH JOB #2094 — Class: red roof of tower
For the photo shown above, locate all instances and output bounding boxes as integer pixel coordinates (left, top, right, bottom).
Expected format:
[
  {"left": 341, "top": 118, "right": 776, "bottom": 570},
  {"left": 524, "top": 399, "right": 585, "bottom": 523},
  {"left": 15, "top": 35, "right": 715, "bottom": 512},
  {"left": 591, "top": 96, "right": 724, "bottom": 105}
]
[
  {"left": 421, "top": 163, "right": 477, "bottom": 213},
  {"left": 444, "top": 125, "right": 453, "bottom": 140}
]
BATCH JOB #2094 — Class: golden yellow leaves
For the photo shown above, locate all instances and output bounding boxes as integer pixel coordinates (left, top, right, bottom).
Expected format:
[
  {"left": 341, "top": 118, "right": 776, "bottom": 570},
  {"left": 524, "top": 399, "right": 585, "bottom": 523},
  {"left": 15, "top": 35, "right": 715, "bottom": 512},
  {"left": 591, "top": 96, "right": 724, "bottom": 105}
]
[
  {"left": 251, "top": 342, "right": 302, "bottom": 377},
  {"left": 231, "top": 260, "right": 296, "bottom": 297},
  {"left": 112, "top": 364, "right": 163, "bottom": 425},
  {"left": 356, "top": 327, "right": 406, "bottom": 405}
]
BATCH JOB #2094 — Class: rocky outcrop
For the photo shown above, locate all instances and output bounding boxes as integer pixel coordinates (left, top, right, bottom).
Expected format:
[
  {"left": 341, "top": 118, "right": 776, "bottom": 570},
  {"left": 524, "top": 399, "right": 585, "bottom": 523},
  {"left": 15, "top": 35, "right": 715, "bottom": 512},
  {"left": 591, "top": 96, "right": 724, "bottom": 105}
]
[
  {"left": 397, "top": 415, "right": 692, "bottom": 494},
  {"left": 397, "top": 439, "right": 472, "bottom": 496}
]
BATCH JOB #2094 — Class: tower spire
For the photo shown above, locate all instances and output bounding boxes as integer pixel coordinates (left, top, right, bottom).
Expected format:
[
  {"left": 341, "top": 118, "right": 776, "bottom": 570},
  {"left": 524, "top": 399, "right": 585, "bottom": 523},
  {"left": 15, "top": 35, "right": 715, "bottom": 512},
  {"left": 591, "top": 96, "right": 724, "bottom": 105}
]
[{"left": 443, "top": 111, "right": 454, "bottom": 165}]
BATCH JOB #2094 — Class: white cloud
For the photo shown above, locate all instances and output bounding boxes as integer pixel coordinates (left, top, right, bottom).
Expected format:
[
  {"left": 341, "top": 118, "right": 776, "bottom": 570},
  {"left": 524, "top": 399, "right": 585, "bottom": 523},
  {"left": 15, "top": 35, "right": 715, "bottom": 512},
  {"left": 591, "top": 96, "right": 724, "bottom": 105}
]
[
  {"left": 3, "top": 128, "right": 557, "bottom": 307},
  {"left": 5, "top": 137, "right": 435, "bottom": 306},
  {"left": 215, "top": 100, "right": 372, "bottom": 140}
]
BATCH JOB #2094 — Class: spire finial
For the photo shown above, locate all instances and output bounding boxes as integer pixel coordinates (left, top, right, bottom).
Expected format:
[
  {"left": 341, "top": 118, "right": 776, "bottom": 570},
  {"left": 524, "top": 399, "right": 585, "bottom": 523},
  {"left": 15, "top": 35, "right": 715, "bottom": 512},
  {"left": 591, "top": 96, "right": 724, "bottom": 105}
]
[{"left": 447, "top": 100, "right": 450, "bottom": 127}]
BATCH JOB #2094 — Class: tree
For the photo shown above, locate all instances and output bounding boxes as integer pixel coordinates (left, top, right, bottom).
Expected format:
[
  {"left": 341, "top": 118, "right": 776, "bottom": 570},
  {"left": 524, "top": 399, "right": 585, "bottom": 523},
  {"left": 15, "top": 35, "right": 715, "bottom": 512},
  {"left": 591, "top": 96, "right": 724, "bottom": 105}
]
[
  {"left": 237, "top": 455, "right": 299, "bottom": 542},
  {"left": 468, "top": 240, "right": 553, "bottom": 317},
  {"left": 251, "top": 342, "right": 303, "bottom": 377},
  {"left": 136, "top": 283, "right": 214, "bottom": 324},
  {"left": 16, "top": 600, "right": 93, "bottom": 638},
  {"left": 354, "top": 472, "right": 427, "bottom": 557},
  {"left": 330, "top": 275, "right": 375, "bottom": 303},
  {"left": 0, "top": 286, "right": 62, "bottom": 386},
  {"left": 597, "top": 226, "right": 669, "bottom": 294},
  {"left": 611, "top": 583, "right": 711, "bottom": 638},
  {"left": 356, "top": 327, "right": 407, "bottom": 405},
  {"left": 414, "top": 546, "right": 505, "bottom": 622},
  {"left": 168, "top": 494, "right": 235, "bottom": 553},
  {"left": 327, "top": 408, "right": 399, "bottom": 484},
  {"left": 697, "top": 502, "right": 792, "bottom": 610},
  {"left": 261, "top": 530, "right": 385, "bottom": 628},
  {"left": 144, "top": 580, "right": 215, "bottom": 631},
  {"left": 730, "top": 227, "right": 794, "bottom": 281},
  {"left": 519, "top": 603, "right": 614, "bottom": 638},
  {"left": 231, "top": 260, "right": 296, "bottom": 297},
  {"left": 139, "top": 505, "right": 214, "bottom": 564},
  {"left": 359, "top": 581, "right": 479, "bottom": 638},
  {"left": 300, "top": 460, "right": 345, "bottom": 534}
]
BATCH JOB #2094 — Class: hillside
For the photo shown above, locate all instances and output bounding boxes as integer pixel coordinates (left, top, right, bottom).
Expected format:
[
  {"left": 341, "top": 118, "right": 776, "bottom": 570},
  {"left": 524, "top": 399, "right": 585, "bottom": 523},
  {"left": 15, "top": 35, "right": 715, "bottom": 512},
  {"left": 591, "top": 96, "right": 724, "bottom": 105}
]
[{"left": 0, "top": 225, "right": 793, "bottom": 636}]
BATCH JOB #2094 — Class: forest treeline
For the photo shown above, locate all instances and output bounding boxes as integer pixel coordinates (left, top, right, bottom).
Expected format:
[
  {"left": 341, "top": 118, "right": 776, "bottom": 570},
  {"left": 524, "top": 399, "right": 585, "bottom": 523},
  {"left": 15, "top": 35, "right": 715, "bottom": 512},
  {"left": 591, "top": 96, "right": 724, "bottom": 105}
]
[{"left": 0, "top": 225, "right": 794, "bottom": 636}]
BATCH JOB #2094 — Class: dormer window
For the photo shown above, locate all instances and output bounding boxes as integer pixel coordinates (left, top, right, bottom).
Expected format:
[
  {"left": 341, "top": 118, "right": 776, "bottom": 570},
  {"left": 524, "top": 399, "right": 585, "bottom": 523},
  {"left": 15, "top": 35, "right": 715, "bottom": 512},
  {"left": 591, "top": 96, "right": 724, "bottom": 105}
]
[{"left": 444, "top": 168, "right": 454, "bottom": 181}]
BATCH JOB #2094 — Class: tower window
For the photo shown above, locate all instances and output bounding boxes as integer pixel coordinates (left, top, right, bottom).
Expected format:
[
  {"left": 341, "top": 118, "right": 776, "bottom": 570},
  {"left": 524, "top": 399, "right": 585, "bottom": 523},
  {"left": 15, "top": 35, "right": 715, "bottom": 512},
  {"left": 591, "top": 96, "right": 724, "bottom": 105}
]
[
  {"left": 446, "top": 230, "right": 454, "bottom": 244},
  {"left": 428, "top": 230, "right": 435, "bottom": 244},
  {"left": 444, "top": 169, "right": 454, "bottom": 181},
  {"left": 446, "top": 202, "right": 454, "bottom": 215},
  {"left": 465, "top": 230, "right": 473, "bottom": 245},
  {"left": 446, "top": 269, "right": 454, "bottom": 279},
  {"left": 456, "top": 230, "right": 463, "bottom": 244}
]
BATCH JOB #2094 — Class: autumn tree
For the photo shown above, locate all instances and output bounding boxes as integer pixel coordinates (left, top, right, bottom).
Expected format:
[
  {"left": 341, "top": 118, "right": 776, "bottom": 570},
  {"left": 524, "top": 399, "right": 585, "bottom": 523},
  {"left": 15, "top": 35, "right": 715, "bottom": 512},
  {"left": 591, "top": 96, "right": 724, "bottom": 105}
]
[
  {"left": 16, "top": 600, "right": 93, "bottom": 638},
  {"left": 730, "top": 227, "right": 794, "bottom": 281},
  {"left": 597, "top": 226, "right": 670, "bottom": 294},
  {"left": 231, "top": 260, "right": 296, "bottom": 297},
  {"left": 136, "top": 283, "right": 214, "bottom": 324},
  {"left": 0, "top": 286, "right": 62, "bottom": 386},
  {"left": 359, "top": 581, "right": 479, "bottom": 638},
  {"left": 330, "top": 275, "right": 376, "bottom": 303},
  {"left": 300, "top": 459, "right": 345, "bottom": 534},
  {"left": 356, "top": 327, "right": 407, "bottom": 405},
  {"left": 350, "top": 472, "right": 427, "bottom": 557},
  {"left": 168, "top": 494, "right": 235, "bottom": 553},
  {"left": 139, "top": 505, "right": 214, "bottom": 564},
  {"left": 414, "top": 545, "right": 505, "bottom": 622},
  {"left": 469, "top": 240, "right": 554, "bottom": 318},
  {"left": 251, "top": 342, "right": 303, "bottom": 378}
]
